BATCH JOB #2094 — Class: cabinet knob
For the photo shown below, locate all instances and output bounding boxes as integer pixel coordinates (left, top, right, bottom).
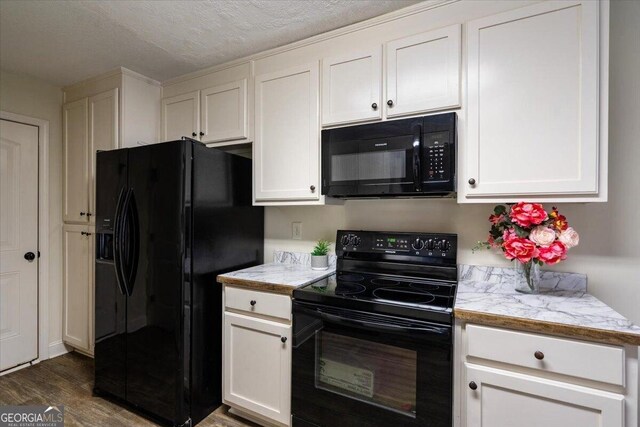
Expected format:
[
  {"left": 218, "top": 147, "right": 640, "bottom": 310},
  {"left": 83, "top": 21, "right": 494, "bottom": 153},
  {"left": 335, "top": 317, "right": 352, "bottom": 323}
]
[
  {"left": 310, "top": 185, "right": 316, "bottom": 193},
  {"left": 468, "top": 178, "right": 476, "bottom": 186},
  {"left": 387, "top": 99, "right": 394, "bottom": 107},
  {"left": 534, "top": 351, "right": 545, "bottom": 360},
  {"left": 371, "top": 102, "right": 378, "bottom": 110},
  {"left": 192, "top": 132, "right": 197, "bottom": 137},
  {"left": 86, "top": 212, "right": 92, "bottom": 217},
  {"left": 469, "top": 381, "right": 478, "bottom": 391},
  {"left": 24, "top": 252, "right": 36, "bottom": 262},
  {"left": 81, "top": 231, "right": 92, "bottom": 236},
  {"left": 199, "top": 131, "right": 204, "bottom": 136},
  {"left": 80, "top": 212, "right": 86, "bottom": 216},
  {"left": 281, "top": 336, "right": 287, "bottom": 343},
  {"left": 250, "top": 300, "right": 256, "bottom": 307}
]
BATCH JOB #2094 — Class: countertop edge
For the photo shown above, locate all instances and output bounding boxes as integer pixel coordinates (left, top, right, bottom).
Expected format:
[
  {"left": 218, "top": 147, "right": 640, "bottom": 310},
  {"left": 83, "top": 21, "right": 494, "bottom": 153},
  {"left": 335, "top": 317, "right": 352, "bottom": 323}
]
[
  {"left": 455, "top": 308, "right": 640, "bottom": 347},
  {"left": 216, "top": 275, "right": 296, "bottom": 296}
]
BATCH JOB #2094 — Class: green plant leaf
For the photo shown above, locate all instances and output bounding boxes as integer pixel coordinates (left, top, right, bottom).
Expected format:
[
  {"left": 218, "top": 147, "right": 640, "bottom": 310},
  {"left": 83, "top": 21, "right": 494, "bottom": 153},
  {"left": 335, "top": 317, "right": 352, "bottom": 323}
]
[
  {"left": 493, "top": 205, "right": 507, "bottom": 215},
  {"left": 513, "top": 224, "right": 529, "bottom": 238},
  {"left": 311, "top": 239, "right": 331, "bottom": 256}
]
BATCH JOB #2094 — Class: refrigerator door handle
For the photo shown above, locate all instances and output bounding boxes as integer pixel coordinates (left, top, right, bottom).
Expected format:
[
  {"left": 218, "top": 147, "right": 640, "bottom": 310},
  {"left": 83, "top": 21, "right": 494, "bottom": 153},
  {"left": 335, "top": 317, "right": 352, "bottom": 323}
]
[
  {"left": 113, "top": 187, "right": 128, "bottom": 296},
  {"left": 124, "top": 189, "right": 140, "bottom": 296}
]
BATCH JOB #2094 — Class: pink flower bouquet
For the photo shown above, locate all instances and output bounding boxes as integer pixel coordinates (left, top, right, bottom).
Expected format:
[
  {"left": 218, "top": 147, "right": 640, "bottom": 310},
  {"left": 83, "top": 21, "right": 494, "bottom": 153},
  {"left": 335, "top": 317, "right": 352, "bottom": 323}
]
[{"left": 476, "top": 202, "right": 579, "bottom": 292}]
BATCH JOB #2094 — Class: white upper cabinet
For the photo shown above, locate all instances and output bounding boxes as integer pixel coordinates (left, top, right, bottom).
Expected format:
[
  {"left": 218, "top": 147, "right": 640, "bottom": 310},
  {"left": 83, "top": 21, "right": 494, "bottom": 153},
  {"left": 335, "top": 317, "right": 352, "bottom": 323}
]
[
  {"left": 63, "top": 98, "right": 89, "bottom": 223},
  {"left": 161, "top": 90, "right": 200, "bottom": 141},
  {"left": 463, "top": 0, "right": 606, "bottom": 202},
  {"left": 201, "top": 79, "right": 248, "bottom": 143},
  {"left": 88, "top": 88, "right": 118, "bottom": 224},
  {"left": 321, "top": 48, "right": 382, "bottom": 126},
  {"left": 254, "top": 62, "right": 320, "bottom": 202},
  {"left": 385, "top": 24, "right": 461, "bottom": 118}
]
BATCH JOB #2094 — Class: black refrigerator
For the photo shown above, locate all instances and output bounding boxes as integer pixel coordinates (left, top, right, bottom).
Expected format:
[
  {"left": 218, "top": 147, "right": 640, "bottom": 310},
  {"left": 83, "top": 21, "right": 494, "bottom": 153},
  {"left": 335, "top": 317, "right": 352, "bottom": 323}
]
[{"left": 93, "top": 139, "right": 263, "bottom": 426}]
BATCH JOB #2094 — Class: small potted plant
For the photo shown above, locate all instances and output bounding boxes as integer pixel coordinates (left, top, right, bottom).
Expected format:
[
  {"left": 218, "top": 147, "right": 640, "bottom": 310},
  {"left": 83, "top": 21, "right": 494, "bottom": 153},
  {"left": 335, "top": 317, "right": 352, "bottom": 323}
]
[{"left": 311, "top": 240, "right": 331, "bottom": 270}]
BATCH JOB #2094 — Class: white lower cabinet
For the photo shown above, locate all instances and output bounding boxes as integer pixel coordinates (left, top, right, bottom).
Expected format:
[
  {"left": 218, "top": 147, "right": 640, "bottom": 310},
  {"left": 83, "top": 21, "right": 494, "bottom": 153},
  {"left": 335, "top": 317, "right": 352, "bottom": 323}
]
[
  {"left": 62, "top": 224, "right": 94, "bottom": 355},
  {"left": 465, "top": 363, "right": 624, "bottom": 427},
  {"left": 459, "top": 323, "right": 637, "bottom": 427},
  {"left": 223, "top": 287, "right": 292, "bottom": 426}
]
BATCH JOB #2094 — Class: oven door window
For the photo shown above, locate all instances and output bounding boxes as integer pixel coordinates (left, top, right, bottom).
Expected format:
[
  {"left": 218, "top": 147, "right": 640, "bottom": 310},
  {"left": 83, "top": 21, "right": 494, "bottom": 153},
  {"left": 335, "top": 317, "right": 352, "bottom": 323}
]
[{"left": 315, "top": 331, "right": 417, "bottom": 418}]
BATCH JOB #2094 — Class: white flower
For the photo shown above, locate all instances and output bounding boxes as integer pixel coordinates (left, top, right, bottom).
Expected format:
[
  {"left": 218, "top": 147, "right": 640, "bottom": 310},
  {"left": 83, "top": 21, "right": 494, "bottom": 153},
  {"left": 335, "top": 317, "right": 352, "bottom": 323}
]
[
  {"left": 558, "top": 227, "right": 580, "bottom": 249},
  {"left": 529, "top": 226, "right": 556, "bottom": 246}
]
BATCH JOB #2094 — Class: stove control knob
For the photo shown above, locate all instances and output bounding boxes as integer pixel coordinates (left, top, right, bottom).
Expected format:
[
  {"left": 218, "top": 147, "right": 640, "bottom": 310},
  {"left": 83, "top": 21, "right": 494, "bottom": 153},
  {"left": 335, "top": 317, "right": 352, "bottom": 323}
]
[
  {"left": 427, "top": 239, "right": 435, "bottom": 250},
  {"left": 352, "top": 236, "right": 361, "bottom": 246},
  {"left": 440, "top": 240, "right": 451, "bottom": 252},
  {"left": 340, "top": 235, "right": 350, "bottom": 246},
  {"left": 412, "top": 238, "right": 425, "bottom": 251}
]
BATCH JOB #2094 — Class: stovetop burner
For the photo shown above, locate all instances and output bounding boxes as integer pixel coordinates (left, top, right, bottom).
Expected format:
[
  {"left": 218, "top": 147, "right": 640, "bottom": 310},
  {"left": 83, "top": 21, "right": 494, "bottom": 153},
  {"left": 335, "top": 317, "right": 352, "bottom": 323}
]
[
  {"left": 335, "top": 282, "right": 366, "bottom": 295},
  {"left": 370, "top": 278, "right": 400, "bottom": 286}
]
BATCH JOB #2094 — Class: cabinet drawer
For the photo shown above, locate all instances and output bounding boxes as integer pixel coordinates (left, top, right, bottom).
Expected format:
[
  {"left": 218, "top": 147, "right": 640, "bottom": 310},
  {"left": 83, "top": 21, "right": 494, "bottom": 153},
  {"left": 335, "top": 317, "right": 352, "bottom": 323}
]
[
  {"left": 466, "top": 324, "right": 625, "bottom": 386},
  {"left": 225, "top": 286, "right": 292, "bottom": 321}
]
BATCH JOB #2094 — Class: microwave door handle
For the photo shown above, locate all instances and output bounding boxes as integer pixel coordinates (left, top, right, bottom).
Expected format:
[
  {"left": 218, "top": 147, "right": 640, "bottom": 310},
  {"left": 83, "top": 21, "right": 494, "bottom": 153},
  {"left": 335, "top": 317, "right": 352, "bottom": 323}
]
[
  {"left": 317, "top": 309, "right": 449, "bottom": 337},
  {"left": 412, "top": 124, "right": 422, "bottom": 192}
]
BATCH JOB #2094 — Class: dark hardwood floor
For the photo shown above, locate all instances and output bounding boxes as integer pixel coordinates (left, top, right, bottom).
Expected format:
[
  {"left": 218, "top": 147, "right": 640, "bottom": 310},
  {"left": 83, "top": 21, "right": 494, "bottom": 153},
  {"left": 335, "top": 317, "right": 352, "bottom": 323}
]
[{"left": 0, "top": 352, "right": 256, "bottom": 427}]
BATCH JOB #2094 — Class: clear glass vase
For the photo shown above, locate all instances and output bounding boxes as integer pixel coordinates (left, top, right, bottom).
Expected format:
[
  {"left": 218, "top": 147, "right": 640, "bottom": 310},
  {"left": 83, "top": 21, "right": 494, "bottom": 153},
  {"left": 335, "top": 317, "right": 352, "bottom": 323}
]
[{"left": 514, "top": 261, "right": 541, "bottom": 294}]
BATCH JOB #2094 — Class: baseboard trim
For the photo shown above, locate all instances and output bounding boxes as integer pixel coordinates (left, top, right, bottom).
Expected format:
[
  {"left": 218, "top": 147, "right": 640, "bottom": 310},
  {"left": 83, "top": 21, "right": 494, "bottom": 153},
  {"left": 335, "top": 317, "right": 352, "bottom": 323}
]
[{"left": 48, "top": 340, "right": 71, "bottom": 359}]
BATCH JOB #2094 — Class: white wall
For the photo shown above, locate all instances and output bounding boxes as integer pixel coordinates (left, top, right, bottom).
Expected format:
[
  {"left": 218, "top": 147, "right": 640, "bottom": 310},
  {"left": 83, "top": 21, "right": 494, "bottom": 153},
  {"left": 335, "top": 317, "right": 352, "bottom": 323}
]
[
  {"left": 0, "top": 70, "right": 65, "bottom": 351},
  {"left": 265, "top": 0, "right": 640, "bottom": 324}
]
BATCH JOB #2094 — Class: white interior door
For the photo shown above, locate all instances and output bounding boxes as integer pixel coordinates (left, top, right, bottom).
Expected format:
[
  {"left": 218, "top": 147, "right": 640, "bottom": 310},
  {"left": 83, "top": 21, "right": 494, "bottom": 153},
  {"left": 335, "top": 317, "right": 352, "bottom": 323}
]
[{"left": 0, "top": 119, "right": 39, "bottom": 371}]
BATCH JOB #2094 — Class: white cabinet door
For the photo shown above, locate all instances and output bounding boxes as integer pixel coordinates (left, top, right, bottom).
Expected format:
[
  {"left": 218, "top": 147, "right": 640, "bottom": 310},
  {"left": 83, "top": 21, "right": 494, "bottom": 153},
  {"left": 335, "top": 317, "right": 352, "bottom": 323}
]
[
  {"left": 201, "top": 79, "right": 248, "bottom": 143},
  {"left": 386, "top": 24, "right": 461, "bottom": 118},
  {"left": 465, "top": 363, "right": 624, "bottom": 427},
  {"left": 254, "top": 63, "right": 320, "bottom": 202},
  {"left": 322, "top": 48, "right": 381, "bottom": 126},
  {"left": 224, "top": 312, "right": 291, "bottom": 425},
  {"left": 63, "top": 98, "right": 89, "bottom": 223},
  {"left": 63, "top": 224, "right": 93, "bottom": 353},
  {"left": 161, "top": 91, "right": 200, "bottom": 141},
  {"left": 88, "top": 88, "right": 119, "bottom": 223},
  {"left": 465, "top": 1, "right": 601, "bottom": 198}
]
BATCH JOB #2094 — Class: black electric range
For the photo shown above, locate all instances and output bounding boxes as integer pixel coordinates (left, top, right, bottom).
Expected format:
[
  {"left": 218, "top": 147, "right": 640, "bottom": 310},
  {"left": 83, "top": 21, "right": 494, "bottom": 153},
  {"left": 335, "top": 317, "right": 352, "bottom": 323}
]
[
  {"left": 294, "top": 230, "right": 458, "bottom": 323},
  {"left": 291, "top": 230, "right": 458, "bottom": 427}
]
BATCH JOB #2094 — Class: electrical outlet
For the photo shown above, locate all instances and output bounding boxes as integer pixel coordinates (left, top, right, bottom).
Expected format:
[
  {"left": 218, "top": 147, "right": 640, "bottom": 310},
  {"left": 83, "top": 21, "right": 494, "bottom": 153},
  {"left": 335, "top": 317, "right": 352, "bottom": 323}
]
[{"left": 292, "top": 222, "right": 302, "bottom": 240}]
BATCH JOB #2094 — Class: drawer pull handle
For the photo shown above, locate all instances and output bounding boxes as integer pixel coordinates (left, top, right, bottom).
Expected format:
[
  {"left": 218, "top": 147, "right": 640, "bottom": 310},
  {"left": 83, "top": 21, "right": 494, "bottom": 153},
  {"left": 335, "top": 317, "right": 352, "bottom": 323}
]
[
  {"left": 534, "top": 351, "right": 545, "bottom": 360},
  {"left": 281, "top": 336, "right": 287, "bottom": 343},
  {"left": 468, "top": 381, "right": 477, "bottom": 391},
  {"left": 250, "top": 300, "right": 256, "bottom": 307}
]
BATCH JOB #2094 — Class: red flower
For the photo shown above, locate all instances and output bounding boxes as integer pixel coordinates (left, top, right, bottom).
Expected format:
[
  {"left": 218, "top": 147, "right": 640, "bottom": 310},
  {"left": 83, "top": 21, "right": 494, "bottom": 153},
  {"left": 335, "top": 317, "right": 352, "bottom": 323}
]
[
  {"left": 509, "top": 202, "right": 548, "bottom": 228},
  {"left": 538, "top": 241, "right": 567, "bottom": 264},
  {"left": 487, "top": 234, "right": 499, "bottom": 248},
  {"left": 489, "top": 214, "right": 504, "bottom": 225},
  {"left": 503, "top": 228, "right": 517, "bottom": 242},
  {"left": 502, "top": 237, "right": 539, "bottom": 263}
]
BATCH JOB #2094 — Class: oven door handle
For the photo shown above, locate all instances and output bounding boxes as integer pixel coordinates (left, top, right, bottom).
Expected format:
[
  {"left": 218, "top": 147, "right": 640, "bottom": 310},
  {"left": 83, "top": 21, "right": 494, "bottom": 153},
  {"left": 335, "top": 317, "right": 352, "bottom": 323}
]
[
  {"left": 412, "top": 123, "right": 422, "bottom": 192},
  {"left": 317, "top": 308, "right": 450, "bottom": 337}
]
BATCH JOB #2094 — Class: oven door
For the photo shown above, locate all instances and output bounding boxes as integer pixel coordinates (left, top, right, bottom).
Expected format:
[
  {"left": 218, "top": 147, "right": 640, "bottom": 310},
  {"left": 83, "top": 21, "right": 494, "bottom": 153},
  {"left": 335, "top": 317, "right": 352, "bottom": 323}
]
[
  {"left": 321, "top": 124, "right": 423, "bottom": 197},
  {"left": 292, "top": 301, "right": 452, "bottom": 427}
]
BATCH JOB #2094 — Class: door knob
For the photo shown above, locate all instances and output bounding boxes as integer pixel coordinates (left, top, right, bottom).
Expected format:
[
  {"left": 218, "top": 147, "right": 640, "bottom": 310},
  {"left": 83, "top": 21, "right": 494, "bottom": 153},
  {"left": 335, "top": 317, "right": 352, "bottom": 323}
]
[
  {"left": 24, "top": 252, "right": 36, "bottom": 262},
  {"left": 387, "top": 100, "right": 394, "bottom": 107},
  {"left": 371, "top": 103, "right": 378, "bottom": 110}
]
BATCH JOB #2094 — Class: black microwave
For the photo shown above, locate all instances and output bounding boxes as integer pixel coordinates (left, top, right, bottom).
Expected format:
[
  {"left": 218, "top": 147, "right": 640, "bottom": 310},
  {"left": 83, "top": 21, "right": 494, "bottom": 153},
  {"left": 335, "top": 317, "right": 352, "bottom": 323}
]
[{"left": 321, "top": 113, "right": 456, "bottom": 198}]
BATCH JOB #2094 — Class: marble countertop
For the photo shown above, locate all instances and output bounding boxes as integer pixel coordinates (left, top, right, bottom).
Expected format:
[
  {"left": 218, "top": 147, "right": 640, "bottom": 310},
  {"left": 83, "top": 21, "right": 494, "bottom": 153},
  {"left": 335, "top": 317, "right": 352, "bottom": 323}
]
[
  {"left": 217, "top": 251, "right": 336, "bottom": 295},
  {"left": 455, "top": 265, "right": 640, "bottom": 346}
]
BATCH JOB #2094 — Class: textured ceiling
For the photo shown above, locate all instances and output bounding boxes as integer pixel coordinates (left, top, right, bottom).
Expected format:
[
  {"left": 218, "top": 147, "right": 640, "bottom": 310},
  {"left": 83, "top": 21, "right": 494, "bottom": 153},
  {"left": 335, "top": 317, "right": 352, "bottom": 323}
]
[{"left": 0, "top": 0, "right": 420, "bottom": 87}]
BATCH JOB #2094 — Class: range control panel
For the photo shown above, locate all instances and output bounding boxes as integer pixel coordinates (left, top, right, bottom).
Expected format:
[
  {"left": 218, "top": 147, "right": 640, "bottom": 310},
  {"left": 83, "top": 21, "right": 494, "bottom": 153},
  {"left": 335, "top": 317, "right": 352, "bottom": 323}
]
[{"left": 337, "top": 230, "right": 457, "bottom": 260}]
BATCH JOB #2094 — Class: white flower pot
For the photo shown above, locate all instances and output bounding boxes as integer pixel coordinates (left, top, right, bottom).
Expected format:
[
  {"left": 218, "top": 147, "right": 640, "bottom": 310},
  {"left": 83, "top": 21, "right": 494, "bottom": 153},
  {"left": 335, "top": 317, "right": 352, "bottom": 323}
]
[{"left": 310, "top": 255, "right": 329, "bottom": 270}]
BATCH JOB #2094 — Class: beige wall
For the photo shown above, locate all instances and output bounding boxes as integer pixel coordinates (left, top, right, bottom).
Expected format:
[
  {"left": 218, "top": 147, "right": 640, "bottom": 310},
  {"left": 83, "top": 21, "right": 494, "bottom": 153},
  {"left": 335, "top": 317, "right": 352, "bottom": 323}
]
[
  {"left": 0, "top": 70, "right": 64, "bottom": 349},
  {"left": 265, "top": 0, "right": 640, "bottom": 324}
]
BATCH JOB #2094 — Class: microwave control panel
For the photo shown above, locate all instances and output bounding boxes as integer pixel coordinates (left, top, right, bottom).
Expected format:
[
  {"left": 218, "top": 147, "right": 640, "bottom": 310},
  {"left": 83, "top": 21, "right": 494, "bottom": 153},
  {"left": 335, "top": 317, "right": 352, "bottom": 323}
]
[{"left": 425, "top": 131, "right": 451, "bottom": 182}]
